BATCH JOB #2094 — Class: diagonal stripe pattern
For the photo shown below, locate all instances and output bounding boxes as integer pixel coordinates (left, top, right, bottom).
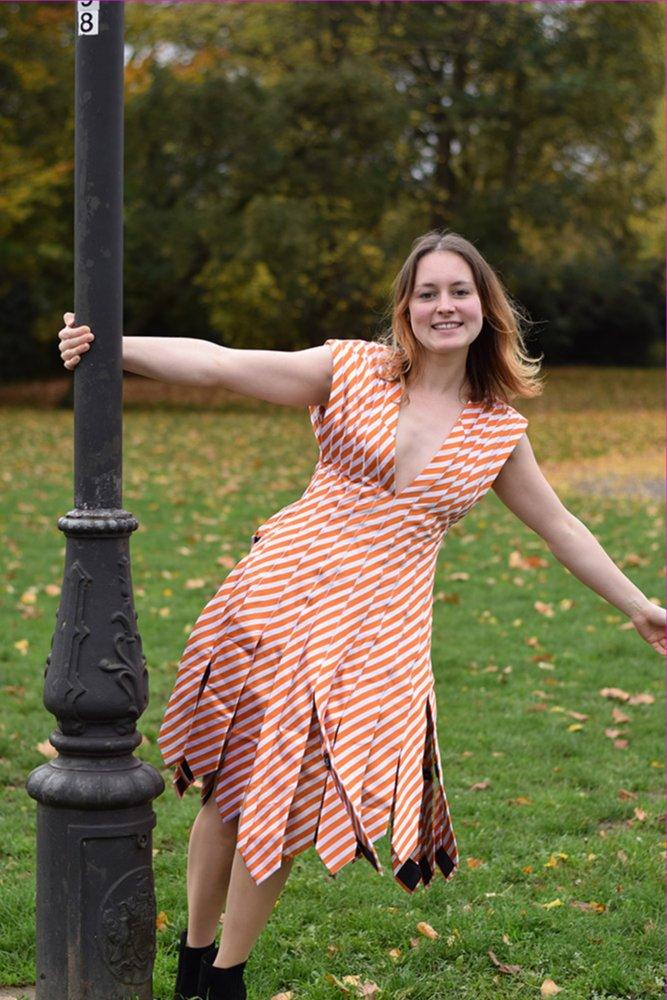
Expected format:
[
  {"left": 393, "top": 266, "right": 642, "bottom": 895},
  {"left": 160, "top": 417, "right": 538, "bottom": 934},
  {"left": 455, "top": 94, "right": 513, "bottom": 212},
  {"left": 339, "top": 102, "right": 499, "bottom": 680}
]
[{"left": 157, "top": 338, "right": 529, "bottom": 892}]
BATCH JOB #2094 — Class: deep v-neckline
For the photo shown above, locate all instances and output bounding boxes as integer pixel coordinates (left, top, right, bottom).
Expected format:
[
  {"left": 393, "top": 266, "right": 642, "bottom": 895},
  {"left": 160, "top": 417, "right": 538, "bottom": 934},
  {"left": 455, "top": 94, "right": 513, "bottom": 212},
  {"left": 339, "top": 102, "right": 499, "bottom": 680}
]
[{"left": 389, "top": 382, "right": 471, "bottom": 499}]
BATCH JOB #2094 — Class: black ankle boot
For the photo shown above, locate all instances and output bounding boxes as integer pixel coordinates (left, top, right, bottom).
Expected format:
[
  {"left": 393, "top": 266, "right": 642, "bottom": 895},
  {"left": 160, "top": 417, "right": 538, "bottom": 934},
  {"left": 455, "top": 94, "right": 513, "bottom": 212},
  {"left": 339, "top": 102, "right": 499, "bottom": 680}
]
[
  {"left": 197, "top": 955, "right": 248, "bottom": 1000},
  {"left": 173, "top": 930, "right": 218, "bottom": 1000}
]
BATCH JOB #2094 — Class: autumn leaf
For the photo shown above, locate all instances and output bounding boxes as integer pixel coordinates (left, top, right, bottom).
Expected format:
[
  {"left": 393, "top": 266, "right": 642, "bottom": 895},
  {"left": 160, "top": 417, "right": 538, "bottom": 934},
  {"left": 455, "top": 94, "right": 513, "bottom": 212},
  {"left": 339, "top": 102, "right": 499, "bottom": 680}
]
[
  {"left": 544, "top": 852, "right": 568, "bottom": 868},
  {"left": 217, "top": 555, "right": 236, "bottom": 568},
  {"left": 465, "top": 857, "right": 484, "bottom": 870},
  {"left": 634, "top": 807, "right": 647, "bottom": 822},
  {"left": 540, "top": 898, "right": 563, "bottom": 909},
  {"left": 628, "top": 692, "right": 654, "bottom": 705},
  {"left": 324, "top": 972, "right": 352, "bottom": 996},
  {"left": 570, "top": 900, "right": 606, "bottom": 913},
  {"left": 155, "top": 911, "right": 170, "bottom": 932},
  {"left": 416, "top": 921, "right": 439, "bottom": 939},
  {"left": 20, "top": 590, "right": 37, "bottom": 605},
  {"left": 534, "top": 601, "right": 555, "bottom": 617},
  {"left": 509, "top": 550, "right": 548, "bottom": 570},
  {"left": 600, "top": 687, "right": 630, "bottom": 702},
  {"left": 14, "top": 639, "right": 29, "bottom": 655},
  {"left": 44, "top": 583, "right": 61, "bottom": 596},
  {"left": 611, "top": 707, "right": 631, "bottom": 723},
  {"left": 487, "top": 949, "right": 522, "bottom": 975},
  {"left": 508, "top": 796, "right": 532, "bottom": 806},
  {"left": 185, "top": 578, "right": 206, "bottom": 589},
  {"left": 470, "top": 780, "right": 491, "bottom": 791},
  {"left": 617, "top": 788, "right": 638, "bottom": 800},
  {"left": 36, "top": 740, "right": 57, "bottom": 758},
  {"left": 270, "top": 993, "right": 294, "bottom": 1000},
  {"left": 540, "top": 979, "right": 563, "bottom": 997},
  {"left": 387, "top": 948, "right": 401, "bottom": 962}
]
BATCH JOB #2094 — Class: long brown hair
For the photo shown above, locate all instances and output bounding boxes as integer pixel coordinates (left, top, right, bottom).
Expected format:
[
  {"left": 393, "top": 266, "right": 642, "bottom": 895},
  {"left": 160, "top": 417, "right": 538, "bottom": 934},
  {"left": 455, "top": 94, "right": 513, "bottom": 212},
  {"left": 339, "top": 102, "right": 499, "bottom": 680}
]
[{"left": 377, "top": 231, "right": 544, "bottom": 406}]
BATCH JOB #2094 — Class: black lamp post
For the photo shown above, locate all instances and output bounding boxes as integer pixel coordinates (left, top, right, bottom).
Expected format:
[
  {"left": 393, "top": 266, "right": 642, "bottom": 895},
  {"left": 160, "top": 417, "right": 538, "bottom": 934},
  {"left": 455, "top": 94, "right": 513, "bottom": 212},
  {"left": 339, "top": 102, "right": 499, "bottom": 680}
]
[{"left": 26, "top": 4, "right": 163, "bottom": 997}]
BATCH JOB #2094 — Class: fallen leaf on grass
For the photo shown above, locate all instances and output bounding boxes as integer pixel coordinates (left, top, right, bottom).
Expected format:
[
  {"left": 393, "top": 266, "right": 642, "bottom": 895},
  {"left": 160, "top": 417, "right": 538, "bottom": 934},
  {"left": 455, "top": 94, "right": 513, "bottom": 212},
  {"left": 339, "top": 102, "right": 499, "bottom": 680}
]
[
  {"left": 155, "top": 911, "right": 169, "bottom": 932},
  {"left": 540, "top": 979, "right": 563, "bottom": 997},
  {"left": 36, "top": 740, "right": 57, "bottom": 759},
  {"left": 600, "top": 687, "right": 630, "bottom": 702},
  {"left": 617, "top": 788, "right": 637, "bottom": 801},
  {"left": 540, "top": 898, "right": 563, "bottom": 909},
  {"left": 217, "top": 556, "right": 236, "bottom": 569},
  {"left": 570, "top": 900, "right": 606, "bottom": 913},
  {"left": 466, "top": 857, "right": 484, "bottom": 870},
  {"left": 487, "top": 949, "right": 522, "bottom": 975},
  {"left": 566, "top": 710, "right": 588, "bottom": 722},
  {"left": 508, "top": 796, "right": 532, "bottom": 806},
  {"left": 509, "top": 551, "right": 549, "bottom": 570},
  {"left": 416, "top": 921, "right": 439, "bottom": 939},
  {"left": 270, "top": 993, "right": 294, "bottom": 1000},
  {"left": 534, "top": 601, "right": 555, "bottom": 617},
  {"left": 611, "top": 707, "right": 631, "bottom": 723},
  {"left": 470, "top": 780, "right": 491, "bottom": 791},
  {"left": 324, "top": 974, "right": 380, "bottom": 997},
  {"left": 628, "top": 692, "right": 654, "bottom": 706},
  {"left": 44, "top": 583, "right": 61, "bottom": 596},
  {"left": 185, "top": 578, "right": 206, "bottom": 589},
  {"left": 544, "top": 853, "right": 568, "bottom": 868},
  {"left": 14, "top": 639, "right": 29, "bottom": 655},
  {"left": 634, "top": 807, "right": 647, "bottom": 822}
]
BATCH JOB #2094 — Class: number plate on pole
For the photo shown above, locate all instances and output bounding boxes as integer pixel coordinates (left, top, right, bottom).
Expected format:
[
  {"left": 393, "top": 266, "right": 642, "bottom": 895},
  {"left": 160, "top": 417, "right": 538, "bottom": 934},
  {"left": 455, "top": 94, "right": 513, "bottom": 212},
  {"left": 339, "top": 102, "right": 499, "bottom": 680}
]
[{"left": 77, "top": 1, "right": 100, "bottom": 36}]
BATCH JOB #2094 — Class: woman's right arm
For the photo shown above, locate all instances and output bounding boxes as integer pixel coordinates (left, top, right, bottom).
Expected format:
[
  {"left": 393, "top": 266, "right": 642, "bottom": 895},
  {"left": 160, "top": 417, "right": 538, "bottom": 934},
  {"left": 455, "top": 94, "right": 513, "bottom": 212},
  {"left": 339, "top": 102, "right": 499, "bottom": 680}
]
[{"left": 58, "top": 312, "right": 333, "bottom": 407}]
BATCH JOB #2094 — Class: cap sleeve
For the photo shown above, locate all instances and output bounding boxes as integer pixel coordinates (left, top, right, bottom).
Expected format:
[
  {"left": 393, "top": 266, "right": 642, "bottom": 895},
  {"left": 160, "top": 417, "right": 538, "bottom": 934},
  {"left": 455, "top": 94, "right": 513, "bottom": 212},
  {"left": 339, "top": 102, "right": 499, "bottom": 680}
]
[{"left": 308, "top": 338, "right": 372, "bottom": 452}]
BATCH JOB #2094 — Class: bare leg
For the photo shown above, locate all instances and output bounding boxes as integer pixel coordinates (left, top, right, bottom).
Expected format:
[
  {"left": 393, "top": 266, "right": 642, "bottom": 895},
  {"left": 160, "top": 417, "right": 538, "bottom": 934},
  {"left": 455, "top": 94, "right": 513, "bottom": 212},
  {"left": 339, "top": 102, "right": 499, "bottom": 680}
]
[
  {"left": 186, "top": 792, "right": 239, "bottom": 947},
  {"left": 214, "top": 849, "right": 294, "bottom": 968}
]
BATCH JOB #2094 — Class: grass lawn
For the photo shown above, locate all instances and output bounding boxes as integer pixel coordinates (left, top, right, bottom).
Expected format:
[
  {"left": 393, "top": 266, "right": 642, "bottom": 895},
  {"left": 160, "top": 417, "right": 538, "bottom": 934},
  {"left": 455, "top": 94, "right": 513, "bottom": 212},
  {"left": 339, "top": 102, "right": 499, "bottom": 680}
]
[{"left": 0, "top": 367, "right": 664, "bottom": 999}]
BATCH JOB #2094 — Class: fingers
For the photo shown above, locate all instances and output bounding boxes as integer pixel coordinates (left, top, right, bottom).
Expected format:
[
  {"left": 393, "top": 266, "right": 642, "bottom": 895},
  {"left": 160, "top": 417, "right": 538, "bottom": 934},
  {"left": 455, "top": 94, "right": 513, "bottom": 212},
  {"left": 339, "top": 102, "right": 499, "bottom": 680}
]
[{"left": 59, "top": 312, "right": 94, "bottom": 369}]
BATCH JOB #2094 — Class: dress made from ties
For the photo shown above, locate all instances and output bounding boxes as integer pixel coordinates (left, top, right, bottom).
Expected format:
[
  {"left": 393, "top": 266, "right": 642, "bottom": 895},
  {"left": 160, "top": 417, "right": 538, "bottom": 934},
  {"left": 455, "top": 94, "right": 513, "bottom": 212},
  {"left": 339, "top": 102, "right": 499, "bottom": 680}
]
[{"left": 157, "top": 337, "right": 529, "bottom": 893}]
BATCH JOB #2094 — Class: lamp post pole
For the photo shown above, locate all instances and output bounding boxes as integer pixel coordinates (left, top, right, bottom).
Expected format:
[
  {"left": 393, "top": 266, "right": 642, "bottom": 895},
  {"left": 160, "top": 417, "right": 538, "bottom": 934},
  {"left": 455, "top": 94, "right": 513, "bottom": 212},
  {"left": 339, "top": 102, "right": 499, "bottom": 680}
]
[{"left": 26, "top": 4, "right": 164, "bottom": 997}]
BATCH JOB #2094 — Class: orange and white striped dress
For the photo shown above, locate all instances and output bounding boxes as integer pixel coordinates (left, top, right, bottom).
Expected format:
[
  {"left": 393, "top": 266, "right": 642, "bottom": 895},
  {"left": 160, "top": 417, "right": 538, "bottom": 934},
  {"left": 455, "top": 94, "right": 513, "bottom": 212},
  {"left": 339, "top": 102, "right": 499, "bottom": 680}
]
[{"left": 157, "top": 337, "right": 528, "bottom": 893}]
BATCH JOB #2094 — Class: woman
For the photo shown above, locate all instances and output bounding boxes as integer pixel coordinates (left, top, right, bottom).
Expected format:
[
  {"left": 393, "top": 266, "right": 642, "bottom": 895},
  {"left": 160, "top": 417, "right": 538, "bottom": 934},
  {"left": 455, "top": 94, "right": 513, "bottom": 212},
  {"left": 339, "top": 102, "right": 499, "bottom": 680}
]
[{"left": 58, "top": 231, "right": 665, "bottom": 1000}]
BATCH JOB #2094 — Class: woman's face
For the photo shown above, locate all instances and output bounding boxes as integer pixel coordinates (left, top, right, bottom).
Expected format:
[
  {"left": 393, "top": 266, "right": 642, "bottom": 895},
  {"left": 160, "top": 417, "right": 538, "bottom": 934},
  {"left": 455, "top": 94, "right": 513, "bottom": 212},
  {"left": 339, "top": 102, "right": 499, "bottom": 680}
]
[{"left": 407, "top": 250, "right": 484, "bottom": 356}]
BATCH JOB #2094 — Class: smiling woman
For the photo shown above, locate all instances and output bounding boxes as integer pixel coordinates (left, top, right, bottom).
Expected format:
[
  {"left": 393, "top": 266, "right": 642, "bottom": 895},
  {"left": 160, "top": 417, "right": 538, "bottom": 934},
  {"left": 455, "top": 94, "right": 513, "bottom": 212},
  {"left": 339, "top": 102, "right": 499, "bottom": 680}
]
[
  {"left": 55, "top": 228, "right": 666, "bottom": 1000},
  {"left": 378, "top": 230, "right": 542, "bottom": 407}
]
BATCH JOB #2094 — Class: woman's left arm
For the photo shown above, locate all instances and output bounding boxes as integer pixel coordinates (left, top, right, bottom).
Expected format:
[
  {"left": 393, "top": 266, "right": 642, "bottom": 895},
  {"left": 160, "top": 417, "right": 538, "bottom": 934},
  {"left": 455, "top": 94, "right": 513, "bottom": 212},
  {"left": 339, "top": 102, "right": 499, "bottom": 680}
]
[{"left": 492, "top": 434, "right": 666, "bottom": 656}]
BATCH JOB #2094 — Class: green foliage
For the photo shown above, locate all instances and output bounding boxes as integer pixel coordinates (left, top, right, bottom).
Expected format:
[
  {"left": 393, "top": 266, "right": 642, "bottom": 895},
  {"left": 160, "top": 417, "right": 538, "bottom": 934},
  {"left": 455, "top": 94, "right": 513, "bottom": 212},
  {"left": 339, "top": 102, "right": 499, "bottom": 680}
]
[{"left": 0, "top": 2, "right": 664, "bottom": 377}]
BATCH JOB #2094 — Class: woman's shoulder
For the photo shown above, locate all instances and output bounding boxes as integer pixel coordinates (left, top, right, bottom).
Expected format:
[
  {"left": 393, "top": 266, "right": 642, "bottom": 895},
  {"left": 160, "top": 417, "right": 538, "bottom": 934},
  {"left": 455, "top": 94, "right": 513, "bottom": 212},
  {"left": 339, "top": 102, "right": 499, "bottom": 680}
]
[
  {"left": 488, "top": 398, "right": 529, "bottom": 429},
  {"left": 324, "top": 337, "right": 394, "bottom": 374}
]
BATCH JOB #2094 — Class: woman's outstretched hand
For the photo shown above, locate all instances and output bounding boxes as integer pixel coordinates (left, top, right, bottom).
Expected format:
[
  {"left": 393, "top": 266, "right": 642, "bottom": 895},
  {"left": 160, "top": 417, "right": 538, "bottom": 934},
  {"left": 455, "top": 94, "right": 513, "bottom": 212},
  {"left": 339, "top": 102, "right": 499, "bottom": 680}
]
[
  {"left": 58, "top": 312, "right": 95, "bottom": 370},
  {"left": 630, "top": 603, "right": 666, "bottom": 656}
]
